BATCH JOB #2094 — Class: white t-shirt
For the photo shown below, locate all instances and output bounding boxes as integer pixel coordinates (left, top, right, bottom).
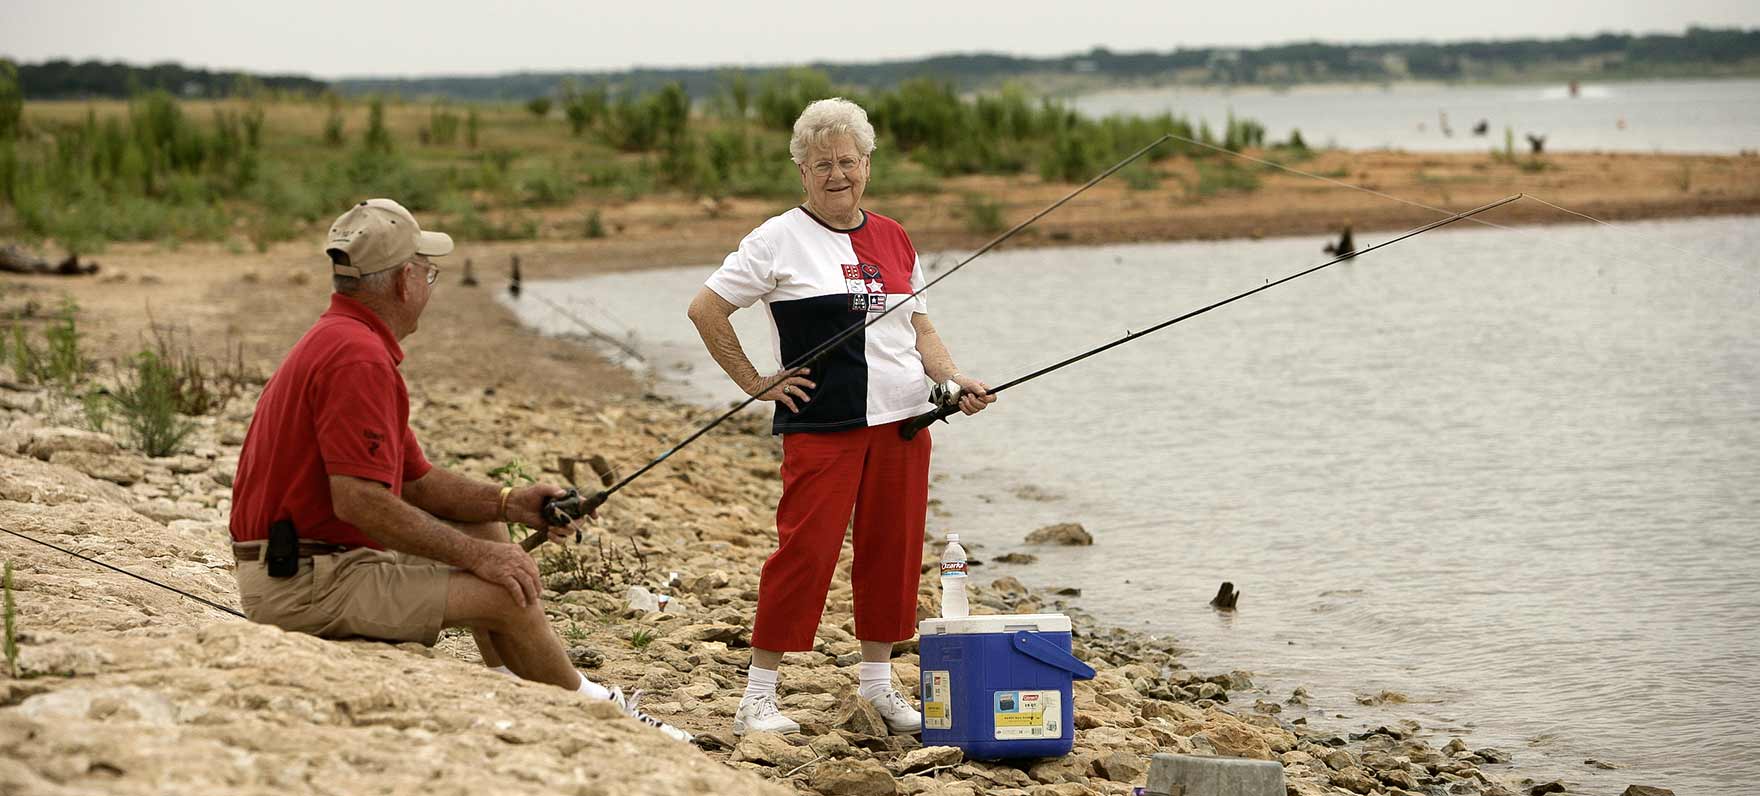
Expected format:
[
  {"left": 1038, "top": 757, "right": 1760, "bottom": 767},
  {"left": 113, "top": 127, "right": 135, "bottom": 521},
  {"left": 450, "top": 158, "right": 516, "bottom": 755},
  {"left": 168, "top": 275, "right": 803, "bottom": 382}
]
[{"left": 705, "top": 206, "right": 933, "bottom": 434}]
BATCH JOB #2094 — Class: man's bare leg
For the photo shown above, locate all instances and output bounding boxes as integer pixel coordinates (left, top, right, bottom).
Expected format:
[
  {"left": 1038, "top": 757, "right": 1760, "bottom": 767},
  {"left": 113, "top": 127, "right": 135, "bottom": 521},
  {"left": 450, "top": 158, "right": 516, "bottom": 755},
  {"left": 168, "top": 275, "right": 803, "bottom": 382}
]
[
  {"left": 445, "top": 519, "right": 515, "bottom": 669},
  {"left": 444, "top": 570, "right": 577, "bottom": 689}
]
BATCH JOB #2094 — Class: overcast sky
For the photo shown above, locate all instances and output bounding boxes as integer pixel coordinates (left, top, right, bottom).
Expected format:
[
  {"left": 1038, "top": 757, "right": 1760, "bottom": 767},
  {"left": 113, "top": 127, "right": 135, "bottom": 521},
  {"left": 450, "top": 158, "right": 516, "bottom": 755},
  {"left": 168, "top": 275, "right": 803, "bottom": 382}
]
[{"left": 4, "top": 0, "right": 1757, "bottom": 78}]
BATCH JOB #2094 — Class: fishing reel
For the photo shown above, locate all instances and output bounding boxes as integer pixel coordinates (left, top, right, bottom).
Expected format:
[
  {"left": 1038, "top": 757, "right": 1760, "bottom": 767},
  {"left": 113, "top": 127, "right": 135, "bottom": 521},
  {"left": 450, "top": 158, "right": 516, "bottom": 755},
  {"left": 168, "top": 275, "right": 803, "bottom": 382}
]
[
  {"left": 519, "top": 455, "right": 617, "bottom": 552},
  {"left": 900, "top": 379, "right": 966, "bottom": 441}
]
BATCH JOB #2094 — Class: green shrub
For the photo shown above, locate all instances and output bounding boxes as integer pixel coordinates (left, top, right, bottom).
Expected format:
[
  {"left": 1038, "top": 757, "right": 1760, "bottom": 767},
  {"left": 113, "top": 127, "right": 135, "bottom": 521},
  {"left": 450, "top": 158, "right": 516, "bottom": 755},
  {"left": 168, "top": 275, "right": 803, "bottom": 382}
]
[
  {"left": 1195, "top": 159, "right": 1262, "bottom": 196},
  {"left": 111, "top": 350, "right": 198, "bottom": 457},
  {"left": 960, "top": 193, "right": 1006, "bottom": 235},
  {"left": 584, "top": 209, "right": 606, "bottom": 238},
  {"left": 427, "top": 105, "right": 461, "bottom": 146},
  {"left": 0, "top": 60, "right": 22, "bottom": 141},
  {"left": 364, "top": 98, "right": 393, "bottom": 153},
  {"left": 525, "top": 97, "right": 553, "bottom": 118}
]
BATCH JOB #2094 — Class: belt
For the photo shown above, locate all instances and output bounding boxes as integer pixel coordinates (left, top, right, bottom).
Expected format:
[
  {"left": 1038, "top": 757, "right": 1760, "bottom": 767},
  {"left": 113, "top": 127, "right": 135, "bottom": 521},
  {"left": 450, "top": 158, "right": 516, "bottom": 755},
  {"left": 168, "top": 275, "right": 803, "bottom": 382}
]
[{"left": 232, "top": 541, "right": 356, "bottom": 561}]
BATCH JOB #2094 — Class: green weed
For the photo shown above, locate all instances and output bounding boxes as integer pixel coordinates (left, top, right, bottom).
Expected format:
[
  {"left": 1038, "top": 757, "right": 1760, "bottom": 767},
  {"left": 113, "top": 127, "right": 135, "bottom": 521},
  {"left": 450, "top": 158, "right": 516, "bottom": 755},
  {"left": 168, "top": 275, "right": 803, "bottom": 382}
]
[
  {"left": 959, "top": 193, "right": 1007, "bottom": 235},
  {"left": 110, "top": 350, "right": 198, "bottom": 457},
  {"left": 3, "top": 561, "right": 16, "bottom": 678}
]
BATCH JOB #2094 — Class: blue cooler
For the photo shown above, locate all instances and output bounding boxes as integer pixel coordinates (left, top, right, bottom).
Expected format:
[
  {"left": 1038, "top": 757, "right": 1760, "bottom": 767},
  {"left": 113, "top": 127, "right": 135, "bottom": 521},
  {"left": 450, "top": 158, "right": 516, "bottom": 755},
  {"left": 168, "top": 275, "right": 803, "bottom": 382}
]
[{"left": 918, "top": 613, "right": 1096, "bottom": 760}]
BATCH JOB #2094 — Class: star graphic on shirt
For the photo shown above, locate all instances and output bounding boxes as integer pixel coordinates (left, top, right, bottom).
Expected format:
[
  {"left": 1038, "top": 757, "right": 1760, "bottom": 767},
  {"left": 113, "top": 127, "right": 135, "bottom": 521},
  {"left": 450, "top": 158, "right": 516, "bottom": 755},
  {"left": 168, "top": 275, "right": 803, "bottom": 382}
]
[{"left": 865, "top": 279, "right": 884, "bottom": 293}]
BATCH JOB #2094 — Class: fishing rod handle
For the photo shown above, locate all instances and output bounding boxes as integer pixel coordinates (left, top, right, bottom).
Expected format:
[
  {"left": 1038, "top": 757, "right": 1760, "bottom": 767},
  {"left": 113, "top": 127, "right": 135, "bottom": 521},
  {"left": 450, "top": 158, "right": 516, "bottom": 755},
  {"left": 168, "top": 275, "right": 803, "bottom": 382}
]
[
  {"left": 519, "top": 488, "right": 610, "bottom": 552},
  {"left": 899, "top": 404, "right": 962, "bottom": 440}
]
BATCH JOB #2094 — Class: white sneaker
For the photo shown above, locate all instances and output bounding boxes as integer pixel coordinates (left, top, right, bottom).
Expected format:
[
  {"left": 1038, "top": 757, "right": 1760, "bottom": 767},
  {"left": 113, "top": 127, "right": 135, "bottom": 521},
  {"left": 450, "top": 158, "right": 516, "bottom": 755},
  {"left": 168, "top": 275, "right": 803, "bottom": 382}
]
[
  {"left": 868, "top": 687, "right": 923, "bottom": 735},
  {"left": 608, "top": 687, "right": 694, "bottom": 744},
  {"left": 733, "top": 693, "right": 801, "bottom": 736}
]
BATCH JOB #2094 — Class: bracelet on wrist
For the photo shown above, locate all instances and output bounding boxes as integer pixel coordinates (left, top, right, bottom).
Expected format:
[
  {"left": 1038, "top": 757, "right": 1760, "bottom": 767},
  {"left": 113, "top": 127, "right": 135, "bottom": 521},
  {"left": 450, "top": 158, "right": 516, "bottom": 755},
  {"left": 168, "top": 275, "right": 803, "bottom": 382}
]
[{"left": 497, "top": 486, "right": 513, "bottom": 523}]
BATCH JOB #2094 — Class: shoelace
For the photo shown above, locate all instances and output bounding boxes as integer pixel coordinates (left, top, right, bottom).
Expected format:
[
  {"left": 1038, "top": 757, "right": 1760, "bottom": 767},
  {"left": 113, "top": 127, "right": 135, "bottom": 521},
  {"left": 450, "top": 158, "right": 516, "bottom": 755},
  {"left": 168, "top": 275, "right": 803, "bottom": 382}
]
[
  {"left": 877, "top": 689, "right": 913, "bottom": 714},
  {"left": 747, "top": 694, "right": 784, "bottom": 719},
  {"left": 615, "top": 689, "right": 669, "bottom": 729}
]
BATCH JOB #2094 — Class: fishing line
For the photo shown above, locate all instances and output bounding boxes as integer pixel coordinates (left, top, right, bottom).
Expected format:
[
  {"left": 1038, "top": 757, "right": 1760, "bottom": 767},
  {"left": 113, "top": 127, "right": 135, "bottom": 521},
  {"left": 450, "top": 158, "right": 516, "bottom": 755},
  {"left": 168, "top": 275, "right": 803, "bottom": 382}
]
[
  {"left": 0, "top": 525, "right": 246, "bottom": 619},
  {"left": 898, "top": 195, "right": 1525, "bottom": 436},
  {"left": 523, "top": 136, "right": 1176, "bottom": 545}
]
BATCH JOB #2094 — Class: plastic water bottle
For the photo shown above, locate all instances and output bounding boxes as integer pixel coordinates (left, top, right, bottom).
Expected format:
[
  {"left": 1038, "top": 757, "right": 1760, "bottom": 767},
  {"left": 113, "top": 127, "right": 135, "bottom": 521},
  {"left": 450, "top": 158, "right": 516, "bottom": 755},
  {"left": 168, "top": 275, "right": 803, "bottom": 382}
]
[{"left": 940, "top": 533, "right": 969, "bottom": 618}]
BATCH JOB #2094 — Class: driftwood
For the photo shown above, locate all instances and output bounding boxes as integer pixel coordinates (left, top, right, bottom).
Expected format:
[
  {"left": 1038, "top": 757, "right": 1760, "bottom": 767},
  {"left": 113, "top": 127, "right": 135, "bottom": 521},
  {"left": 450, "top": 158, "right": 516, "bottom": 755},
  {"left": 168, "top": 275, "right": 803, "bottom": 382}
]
[
  {"left": 0, "top": 245, "right": 99, "bottom": 277},
  {"left": 1209, "top": 581, "right": 1240, "bottom": 611},
  {"left": 1322, "top": 226, "right": 1356, "bottom": 258},
  {"left": 508, "top": 254, "right": 522, "bottom": 298}
]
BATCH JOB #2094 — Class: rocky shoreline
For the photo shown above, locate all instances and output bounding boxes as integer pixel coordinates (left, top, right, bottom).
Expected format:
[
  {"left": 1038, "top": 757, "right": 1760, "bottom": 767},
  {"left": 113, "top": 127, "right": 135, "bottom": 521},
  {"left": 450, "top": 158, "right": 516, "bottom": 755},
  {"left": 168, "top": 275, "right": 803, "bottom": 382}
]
[{"left": 0, "top": 363, "right": 1630, "bottom": 796}]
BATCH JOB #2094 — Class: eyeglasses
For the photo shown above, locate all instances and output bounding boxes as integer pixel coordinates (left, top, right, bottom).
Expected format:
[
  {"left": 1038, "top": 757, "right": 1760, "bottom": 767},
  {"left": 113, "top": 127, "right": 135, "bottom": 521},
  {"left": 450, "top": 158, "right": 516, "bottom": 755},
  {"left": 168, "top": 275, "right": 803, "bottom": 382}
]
[
  {"left": 808, "top": 156, "right": 865, "bottom": 177},
  {"left": 412, "top": 259, "right": 440, "bottom": 286}
]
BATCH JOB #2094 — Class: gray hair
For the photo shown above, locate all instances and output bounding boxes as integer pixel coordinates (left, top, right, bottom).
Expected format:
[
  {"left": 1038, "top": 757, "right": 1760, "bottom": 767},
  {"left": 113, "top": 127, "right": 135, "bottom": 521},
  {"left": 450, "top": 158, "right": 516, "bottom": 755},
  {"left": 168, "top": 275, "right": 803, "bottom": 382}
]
[
  {"left": 332, "top": 261, "right": 403, "bottom": 295},
  {"left": 788, "top": 98, "right": 876, "bottom": 164}
]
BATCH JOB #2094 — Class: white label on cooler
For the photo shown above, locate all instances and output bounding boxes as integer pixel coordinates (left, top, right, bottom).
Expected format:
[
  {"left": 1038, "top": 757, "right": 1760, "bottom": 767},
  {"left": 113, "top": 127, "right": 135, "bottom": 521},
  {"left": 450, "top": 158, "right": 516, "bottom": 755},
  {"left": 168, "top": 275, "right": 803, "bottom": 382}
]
[
  {"left": 923, "top": 671, "right": 953, "bottom": 730},
  {"left": 991, "top": 690, "right": 1061, "bottom": 740}
]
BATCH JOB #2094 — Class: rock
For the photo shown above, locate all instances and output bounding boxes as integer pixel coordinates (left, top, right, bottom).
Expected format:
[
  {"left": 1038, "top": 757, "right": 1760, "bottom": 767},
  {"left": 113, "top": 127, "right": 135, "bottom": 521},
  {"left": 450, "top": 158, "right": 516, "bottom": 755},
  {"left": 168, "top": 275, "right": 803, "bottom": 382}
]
[
  {"left": 1091, "top": 750, "right": 1147, "bottom": 783},
  {"left": 1528, "top": 782, "right": 1567, "bottom": 796},
  {"left": 26, "top": 427, "right": 119, "bottom": 460},
  {"left": 1442, "top": 737, "right": 1468, "bottom": 755},
  {"left": 1475, "top": 747, "right": 1512, "bottom": 764},
  {"left": 627, "top": 586, "right": 661, "bottom": 612},
  {"left": 1287, "top": 686, "right": 1310, "bottom": 706},
  {"left": 733, "top": 732, "right": 816, "bottom": 768},
  {"left": 48, "top": 451, "right": 146, "bottom": 486},
  {"left": 994, "top": 552, "right": 1038, "bottom": 564},
  {"left": 1583, "top": 758, "right": 1624, "bottom": 770},
  {"left": 671, "top": 623, "right": 747, "bottom": 645},
  {"left": 210, "top": 458, "right": 239, "bottom": 487},
  {"left": 1200, "top": 722, "right": 1271, "bottom": 759},
  {"left": 1378, "top": 767, "right": 1420, "bottom": 789},
  {"left": 1329, "top": 765, "right": 1379, "bottom": 794},
  {"left": 989, "top": 576, "right": 1028, "bottom": 597},
  {"left": 808, "top": 733, "right": 855, "bottom": 759},
  {"left": 1620, "top": 787, "right": 1675, "bottom": 796},
  {"left": 1024, "top": 523, "right": 1092, "bottom": 546},
  {"left": 833, "top": 694, "right": 889, "bottom": 738},
  {"left": 893, "top": 746, "right": 963, "bottom": 774},
  {"left": 1356, "top": 690, "right": 1408, "bottom": 705},
  {"left": 811, "top": 758, "right": 897, "bottom": 796}
]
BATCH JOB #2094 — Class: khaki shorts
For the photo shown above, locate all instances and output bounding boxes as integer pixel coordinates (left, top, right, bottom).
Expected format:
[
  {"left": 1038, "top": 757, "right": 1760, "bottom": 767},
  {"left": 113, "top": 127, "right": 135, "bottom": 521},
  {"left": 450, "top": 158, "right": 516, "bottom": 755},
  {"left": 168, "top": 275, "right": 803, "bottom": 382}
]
[{"left": 236, "top": 547, "right": 453, "bottom": 646}]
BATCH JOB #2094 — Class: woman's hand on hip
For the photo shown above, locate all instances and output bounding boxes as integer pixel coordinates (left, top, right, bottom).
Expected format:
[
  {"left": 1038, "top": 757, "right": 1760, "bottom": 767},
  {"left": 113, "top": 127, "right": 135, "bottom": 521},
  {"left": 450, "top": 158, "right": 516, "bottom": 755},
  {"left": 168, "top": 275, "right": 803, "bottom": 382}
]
[
  {"left": 748, "top": 368, "right": 816, "bottom": 413},
  {"left": 952, "top": 374, "right": 996, "bottom": 415}
]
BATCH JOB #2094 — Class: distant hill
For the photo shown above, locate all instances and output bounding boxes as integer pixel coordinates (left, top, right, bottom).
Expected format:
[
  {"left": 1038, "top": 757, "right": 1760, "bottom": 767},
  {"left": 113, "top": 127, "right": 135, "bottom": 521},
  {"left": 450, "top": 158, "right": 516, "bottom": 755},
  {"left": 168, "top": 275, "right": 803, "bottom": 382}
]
[
  {"left": 334, "top": 27, "right": 1760, "bottom": 101},
  {"left": 10, "top": 59, "right": 326, "bottom": 99},
  {"left": 9, "top": 26, "right": 1757, "bottom": 102}
]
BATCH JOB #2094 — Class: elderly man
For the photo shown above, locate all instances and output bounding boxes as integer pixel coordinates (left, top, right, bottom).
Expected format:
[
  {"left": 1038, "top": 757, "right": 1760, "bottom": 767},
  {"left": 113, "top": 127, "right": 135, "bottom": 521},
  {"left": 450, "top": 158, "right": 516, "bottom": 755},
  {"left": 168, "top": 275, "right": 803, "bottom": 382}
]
[{"left": 229, "top": 198, "right": 688, "bottom": 742}]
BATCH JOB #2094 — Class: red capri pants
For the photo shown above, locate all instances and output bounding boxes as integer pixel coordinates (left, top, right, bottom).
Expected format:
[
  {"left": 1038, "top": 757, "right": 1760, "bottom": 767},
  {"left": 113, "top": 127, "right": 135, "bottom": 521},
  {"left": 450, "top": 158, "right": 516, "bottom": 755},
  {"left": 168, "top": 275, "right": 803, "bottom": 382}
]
[{"left": 750, "top": 421, "right": 932, "bottom": 651}]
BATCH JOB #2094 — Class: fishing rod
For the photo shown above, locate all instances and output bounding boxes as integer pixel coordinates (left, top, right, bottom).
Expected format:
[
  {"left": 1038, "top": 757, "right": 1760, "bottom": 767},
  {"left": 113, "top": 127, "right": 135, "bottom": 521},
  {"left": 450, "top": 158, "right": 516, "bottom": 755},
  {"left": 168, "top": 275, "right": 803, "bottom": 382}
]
[
  {"left": 896, "top": 193, "right": 1526, "bottom": 439},
  {"left": 523, "top": 135, "right": 1176, "bottom": 549},
  {"left": 1, "top": 525, "right": 246, "bottom": 619},
  {"left": 528, "top": 292, "right": 647, "bottom": 363}
]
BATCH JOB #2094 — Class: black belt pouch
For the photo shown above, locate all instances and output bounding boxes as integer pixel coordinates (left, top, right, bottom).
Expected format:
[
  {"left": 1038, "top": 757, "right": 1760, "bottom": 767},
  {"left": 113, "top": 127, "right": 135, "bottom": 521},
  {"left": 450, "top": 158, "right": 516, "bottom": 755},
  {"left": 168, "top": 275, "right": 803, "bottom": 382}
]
[{"left": 266, "top": 519, "right": 299, "bottom": 578}]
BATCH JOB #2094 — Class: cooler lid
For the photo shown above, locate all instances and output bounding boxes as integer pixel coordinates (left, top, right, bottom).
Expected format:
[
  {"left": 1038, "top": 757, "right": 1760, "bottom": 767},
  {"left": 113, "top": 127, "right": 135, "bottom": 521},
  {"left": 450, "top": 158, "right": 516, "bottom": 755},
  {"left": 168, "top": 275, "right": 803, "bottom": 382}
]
[{"left": 918, "top": 613, "right": 1071, "bottom": 636}]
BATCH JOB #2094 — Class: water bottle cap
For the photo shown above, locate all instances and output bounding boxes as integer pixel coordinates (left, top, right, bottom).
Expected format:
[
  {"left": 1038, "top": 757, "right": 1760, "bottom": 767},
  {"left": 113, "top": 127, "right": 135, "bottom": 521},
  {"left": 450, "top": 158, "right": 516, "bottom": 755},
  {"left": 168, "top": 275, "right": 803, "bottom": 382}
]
[{"left": 946, "top": 533, "right": 959, "bottom": 542}]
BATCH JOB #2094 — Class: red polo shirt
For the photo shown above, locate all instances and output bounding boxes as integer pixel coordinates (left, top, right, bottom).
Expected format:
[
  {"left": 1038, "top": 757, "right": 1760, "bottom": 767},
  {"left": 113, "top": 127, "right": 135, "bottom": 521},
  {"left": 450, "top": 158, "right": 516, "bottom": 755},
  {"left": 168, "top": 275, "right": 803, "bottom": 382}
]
[{"left": 229, "top": 294, "right": 432, "bottom": 548}]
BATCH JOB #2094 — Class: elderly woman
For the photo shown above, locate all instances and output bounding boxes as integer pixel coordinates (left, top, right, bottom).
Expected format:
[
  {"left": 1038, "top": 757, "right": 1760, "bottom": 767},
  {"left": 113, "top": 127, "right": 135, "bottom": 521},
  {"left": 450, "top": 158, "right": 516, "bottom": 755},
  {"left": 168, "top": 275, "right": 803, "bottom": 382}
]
[{"left": 687, "top": 98, "right": 994, "bottom": 736}]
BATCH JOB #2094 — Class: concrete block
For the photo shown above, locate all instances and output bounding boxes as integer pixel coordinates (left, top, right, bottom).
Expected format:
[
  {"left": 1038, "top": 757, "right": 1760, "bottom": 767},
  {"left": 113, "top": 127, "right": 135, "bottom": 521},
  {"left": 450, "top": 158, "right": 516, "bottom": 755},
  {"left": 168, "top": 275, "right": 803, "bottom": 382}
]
[{"left": 1145, "top": 753, "right": 1285, "bottom": 796}]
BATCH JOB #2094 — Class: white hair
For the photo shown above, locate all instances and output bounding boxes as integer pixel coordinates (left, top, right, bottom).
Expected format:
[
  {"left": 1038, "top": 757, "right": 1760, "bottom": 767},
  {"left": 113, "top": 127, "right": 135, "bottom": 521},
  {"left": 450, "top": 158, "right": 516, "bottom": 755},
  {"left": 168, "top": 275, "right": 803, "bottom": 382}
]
[{"left": 788, "top": 97, "right": 877, "bottom": 164}]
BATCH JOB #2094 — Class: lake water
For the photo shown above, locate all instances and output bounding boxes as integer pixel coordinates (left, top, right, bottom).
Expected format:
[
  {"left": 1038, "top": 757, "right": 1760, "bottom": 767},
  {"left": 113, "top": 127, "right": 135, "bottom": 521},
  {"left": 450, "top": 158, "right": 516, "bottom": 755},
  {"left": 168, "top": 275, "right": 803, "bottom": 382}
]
[
  {"left": 1071, "top": 78, "right": 1760, "bottom": 154},
  {"left": 510, "top": 213, "right": 1760, "bottom": 794}
]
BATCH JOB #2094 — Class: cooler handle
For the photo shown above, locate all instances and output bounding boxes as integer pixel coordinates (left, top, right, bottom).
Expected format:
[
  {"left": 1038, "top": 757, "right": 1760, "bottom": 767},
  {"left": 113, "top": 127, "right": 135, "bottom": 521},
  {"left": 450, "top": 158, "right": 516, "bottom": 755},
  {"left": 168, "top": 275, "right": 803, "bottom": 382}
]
[{"left": 1011, "top": 631, "right": 1096, "bottom": 680}]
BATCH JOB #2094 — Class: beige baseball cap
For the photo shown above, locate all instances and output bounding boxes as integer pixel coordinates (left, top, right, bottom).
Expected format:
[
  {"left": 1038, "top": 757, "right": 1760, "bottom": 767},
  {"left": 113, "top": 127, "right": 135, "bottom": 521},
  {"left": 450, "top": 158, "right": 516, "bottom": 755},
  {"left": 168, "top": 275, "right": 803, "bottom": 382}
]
[{"left": 324, "top": 198, "right": 454, "bottom": 277}]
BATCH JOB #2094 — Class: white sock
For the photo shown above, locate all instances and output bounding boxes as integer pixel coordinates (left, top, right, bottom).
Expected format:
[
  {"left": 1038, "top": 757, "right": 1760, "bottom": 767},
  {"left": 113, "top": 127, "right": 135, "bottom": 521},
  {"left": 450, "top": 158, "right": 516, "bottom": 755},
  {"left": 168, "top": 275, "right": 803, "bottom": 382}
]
[
  {"left": 488, "top": 665, "right": 515, "bottom": 677},
  {"left": 744, "top": 665, "right": 780, "bottom": 703},
  {"left": 857, "top": 661, "right": 893, "bottom": 700},
  {"left": 575, "top": 672, "right": 613, "bottom": 701}
]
